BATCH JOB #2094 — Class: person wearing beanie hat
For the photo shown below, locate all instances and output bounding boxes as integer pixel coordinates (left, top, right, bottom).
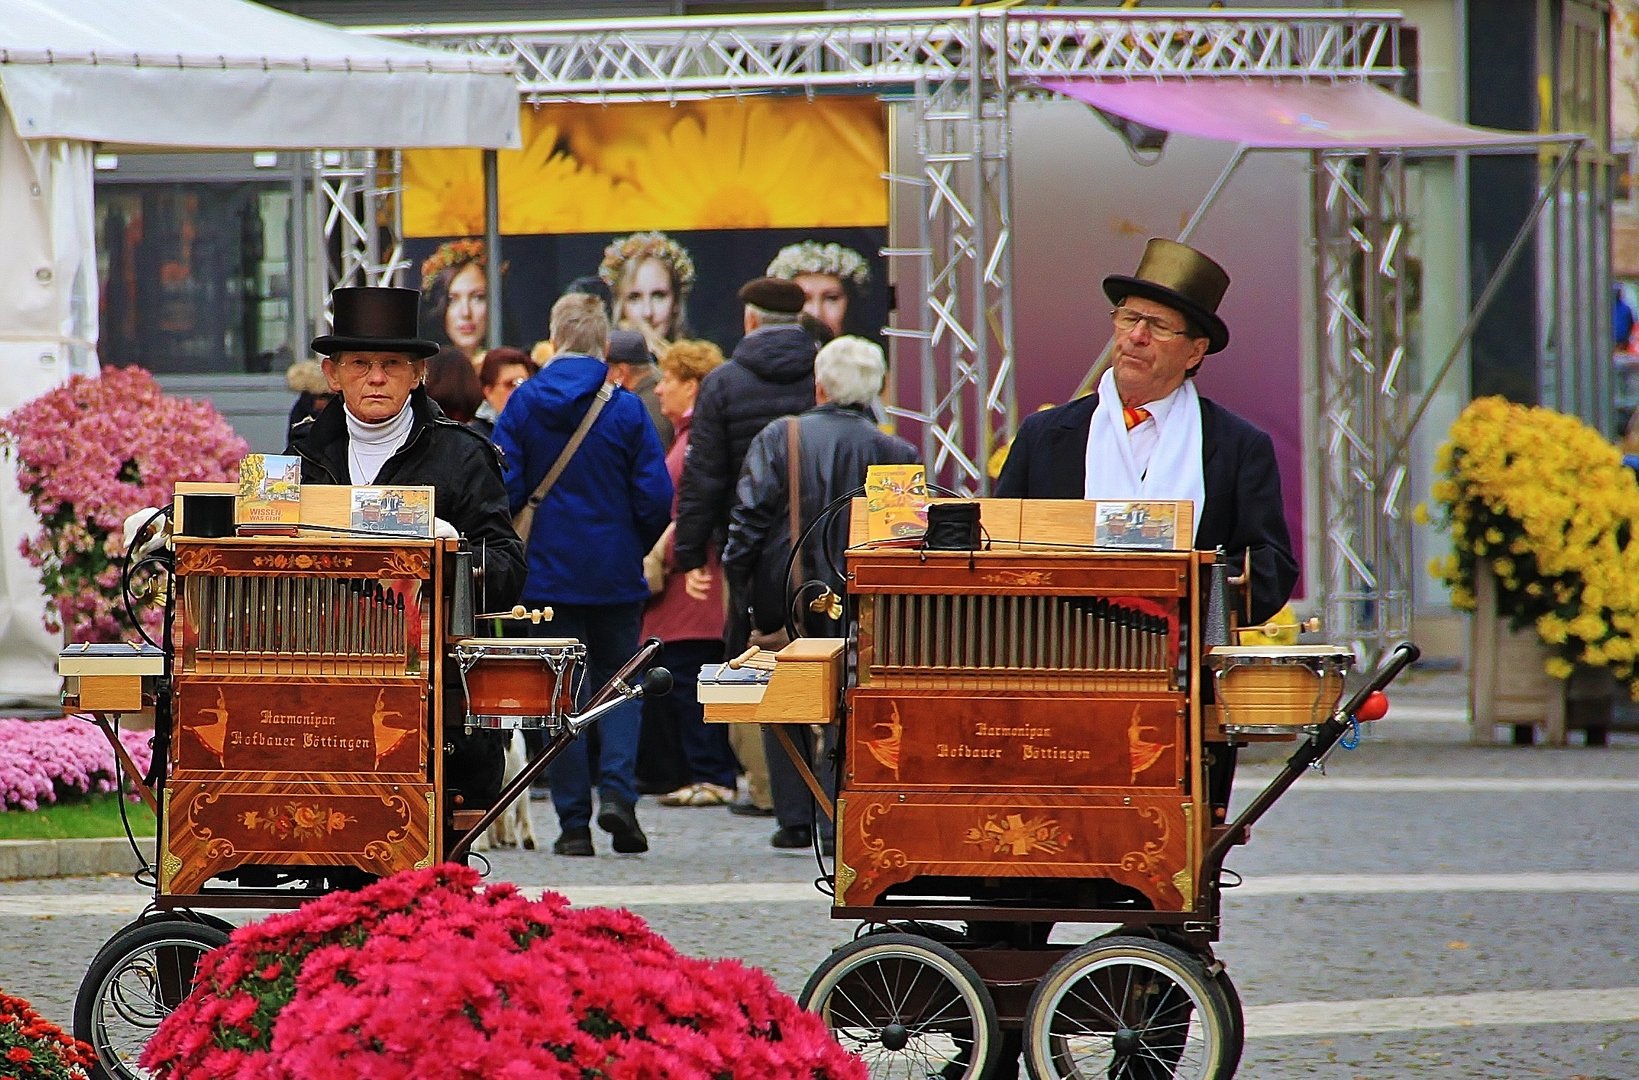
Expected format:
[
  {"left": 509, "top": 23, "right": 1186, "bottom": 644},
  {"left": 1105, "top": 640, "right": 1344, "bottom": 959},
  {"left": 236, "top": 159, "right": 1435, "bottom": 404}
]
[
  {"left": 605, "top": 328, "right": 673, "bottom": 450},
  {"left": 736, "top": 276, "right": 807, "bottom": 316},
  {"left": 670, "top": 273, "right": 820, "bottom": 819}
]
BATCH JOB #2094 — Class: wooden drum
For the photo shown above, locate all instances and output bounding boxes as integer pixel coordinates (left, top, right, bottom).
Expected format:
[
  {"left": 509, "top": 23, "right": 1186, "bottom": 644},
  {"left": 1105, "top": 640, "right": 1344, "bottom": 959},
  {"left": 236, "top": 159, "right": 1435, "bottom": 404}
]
[
  {"left": 454, "top": 638, "right": 584, "bottom": 732},
  {"left": 1206, "top": 645, "right": 1354, "bottom": 735}
]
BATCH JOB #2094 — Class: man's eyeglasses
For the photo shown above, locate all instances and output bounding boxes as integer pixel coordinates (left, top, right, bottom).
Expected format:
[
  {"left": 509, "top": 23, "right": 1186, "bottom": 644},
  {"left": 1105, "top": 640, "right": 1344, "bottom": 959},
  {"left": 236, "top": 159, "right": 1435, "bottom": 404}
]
[
  {"left": 337, "top": 357, "right": 418, "bottom": 377},
  {"left": 1111, "top": 307, "right": 1190, "bottom": 343}
]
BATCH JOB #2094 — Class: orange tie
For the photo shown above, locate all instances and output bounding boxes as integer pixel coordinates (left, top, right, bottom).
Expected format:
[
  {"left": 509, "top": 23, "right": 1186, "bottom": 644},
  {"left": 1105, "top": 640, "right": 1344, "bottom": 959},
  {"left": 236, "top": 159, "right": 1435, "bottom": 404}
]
[{"left": 1123, "top": 406, "right": 1152, "bottom": 431}]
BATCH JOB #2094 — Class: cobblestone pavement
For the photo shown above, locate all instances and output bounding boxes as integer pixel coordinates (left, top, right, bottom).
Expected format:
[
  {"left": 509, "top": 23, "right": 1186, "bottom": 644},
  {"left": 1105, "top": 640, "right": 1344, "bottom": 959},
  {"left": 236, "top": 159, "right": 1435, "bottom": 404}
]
[{"left": 2, "top": 676, "right": 1637, "bottom": 1078}]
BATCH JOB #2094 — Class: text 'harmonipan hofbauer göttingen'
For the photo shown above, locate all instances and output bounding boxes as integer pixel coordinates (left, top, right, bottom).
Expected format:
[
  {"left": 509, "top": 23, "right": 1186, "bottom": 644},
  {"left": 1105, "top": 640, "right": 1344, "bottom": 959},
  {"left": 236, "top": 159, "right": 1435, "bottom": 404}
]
[
  {"left": 259, "top": 710, "right": 340, "bottom": 726},
  {"left": 935, "top": 720, "right": 1095, "bottom": 763},
  {"left": 230, "top": 730, "right": 372, "bottom": 751}
]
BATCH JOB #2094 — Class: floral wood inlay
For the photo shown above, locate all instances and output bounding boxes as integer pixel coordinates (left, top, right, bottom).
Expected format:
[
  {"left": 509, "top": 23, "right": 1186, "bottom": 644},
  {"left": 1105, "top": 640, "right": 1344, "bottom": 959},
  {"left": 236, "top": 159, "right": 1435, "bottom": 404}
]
[
  {"left": 251, "top": 552, "right": 355, "bottom": 571},
  {"left": 964, "top": 812, "right": 1070, "bottom": 856},
  {"left": 383, "top": 551, "right": 430, "bottom": 577},
  {"left": 980, "top": 569, "right": 1052, "bottom": 586},
  {"left": 240, "top": 802, "right": 356, "bottom": 841},
  {"left": 175, "top": 548, "right": 226, "bottom": 574}
]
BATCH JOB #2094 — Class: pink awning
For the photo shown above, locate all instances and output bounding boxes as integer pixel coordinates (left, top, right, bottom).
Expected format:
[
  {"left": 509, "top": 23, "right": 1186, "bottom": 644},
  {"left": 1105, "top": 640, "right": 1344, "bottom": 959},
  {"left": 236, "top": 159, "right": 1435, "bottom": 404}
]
[{"left": 1037, "top": 78, "right": 1577, "bottom": 153}]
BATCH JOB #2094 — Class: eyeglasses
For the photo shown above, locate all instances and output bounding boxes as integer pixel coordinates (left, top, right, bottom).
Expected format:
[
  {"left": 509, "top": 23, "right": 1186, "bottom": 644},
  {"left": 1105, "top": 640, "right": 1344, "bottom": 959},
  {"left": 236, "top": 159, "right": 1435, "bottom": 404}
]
[
  {"left": 1112, "top": 307, "right": 1191, "bottom": 343},
  {"left": 337, "top": 357, "right": 418, "bottom": 377},
  {"left": 500, "top": 376, "right": 528, "bottom": 390}
]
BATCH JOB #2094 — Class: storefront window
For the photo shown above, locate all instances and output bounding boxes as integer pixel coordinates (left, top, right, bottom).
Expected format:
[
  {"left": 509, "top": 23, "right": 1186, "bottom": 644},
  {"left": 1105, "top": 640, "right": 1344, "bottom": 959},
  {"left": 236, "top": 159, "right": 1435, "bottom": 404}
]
[{"left": 96, "top": 183, "right": 293, "bottom": 374}]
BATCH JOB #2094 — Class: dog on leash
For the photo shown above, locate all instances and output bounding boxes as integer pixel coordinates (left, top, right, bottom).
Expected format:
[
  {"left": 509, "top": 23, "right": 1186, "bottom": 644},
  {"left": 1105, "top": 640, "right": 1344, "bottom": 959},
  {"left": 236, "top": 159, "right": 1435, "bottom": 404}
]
[{"left": 473, "top": 730, "right": 537, "bottom": 852}]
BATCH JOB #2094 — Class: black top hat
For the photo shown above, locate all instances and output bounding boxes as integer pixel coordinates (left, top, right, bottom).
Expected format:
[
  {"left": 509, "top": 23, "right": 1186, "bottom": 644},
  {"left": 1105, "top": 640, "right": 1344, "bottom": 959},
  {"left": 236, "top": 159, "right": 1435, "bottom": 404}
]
[
  {"left": 311, "top": 287, "right": 441, "bottom": 359},
  {"left": 1103, "top": 238, "right": 1231, "bottom": 354}
]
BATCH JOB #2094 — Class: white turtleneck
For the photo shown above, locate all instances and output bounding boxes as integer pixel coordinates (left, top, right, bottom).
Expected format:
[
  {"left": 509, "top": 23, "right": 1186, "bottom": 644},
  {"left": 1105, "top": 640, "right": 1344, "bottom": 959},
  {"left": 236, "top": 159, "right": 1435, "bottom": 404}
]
[{"left": 344, "top": 399, "right": 415, "bottom": 484}]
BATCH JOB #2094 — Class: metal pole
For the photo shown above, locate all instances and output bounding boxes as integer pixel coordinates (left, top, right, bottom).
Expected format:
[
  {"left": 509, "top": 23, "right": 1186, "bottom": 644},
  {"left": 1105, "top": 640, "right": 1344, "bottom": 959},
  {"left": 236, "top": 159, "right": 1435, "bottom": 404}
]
[
  {"left": 1382, "top": 145, "right": 1579, "bottom": 472},
  {"left": 484, "top": 148, "right": 503, "bottom": 351}
]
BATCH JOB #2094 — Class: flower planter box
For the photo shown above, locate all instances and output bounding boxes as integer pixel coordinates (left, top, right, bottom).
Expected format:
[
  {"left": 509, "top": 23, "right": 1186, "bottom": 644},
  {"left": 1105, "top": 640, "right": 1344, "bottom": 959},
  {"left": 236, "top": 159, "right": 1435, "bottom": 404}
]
[{"left": 1468, "top": 565, "right": 1614, "bottom": 746}]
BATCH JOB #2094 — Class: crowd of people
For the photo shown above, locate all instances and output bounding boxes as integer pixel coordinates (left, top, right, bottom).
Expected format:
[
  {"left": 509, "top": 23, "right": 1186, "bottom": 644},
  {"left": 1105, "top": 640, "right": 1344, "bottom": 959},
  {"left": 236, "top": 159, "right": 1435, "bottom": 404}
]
[
  {"left": 290, "top": 232, "right": 1294, "bottom": 868},
  {"left": 290, "top": 233, "right": 906, "bottom": 859}
]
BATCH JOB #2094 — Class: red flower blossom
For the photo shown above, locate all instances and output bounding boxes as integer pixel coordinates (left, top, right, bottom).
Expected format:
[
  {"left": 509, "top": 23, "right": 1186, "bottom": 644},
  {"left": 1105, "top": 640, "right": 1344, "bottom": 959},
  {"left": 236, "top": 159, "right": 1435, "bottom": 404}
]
[
  {"left": 142, "top": 864, "right": 864, "bottom": 1079},
  {"left": 0, "top": 989, "right": 96, "bottom": 1079}
]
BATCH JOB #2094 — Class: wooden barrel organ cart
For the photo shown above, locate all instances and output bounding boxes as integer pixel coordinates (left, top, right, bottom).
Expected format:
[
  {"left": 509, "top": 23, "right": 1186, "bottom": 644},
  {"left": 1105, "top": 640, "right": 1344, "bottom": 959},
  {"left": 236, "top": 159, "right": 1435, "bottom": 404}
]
[
  {"left": 703, "top": 498, "right": 1415, "bottom": 1080},
  {"left": 59, "top": 482, "right": 668, "bottom": 1080}
]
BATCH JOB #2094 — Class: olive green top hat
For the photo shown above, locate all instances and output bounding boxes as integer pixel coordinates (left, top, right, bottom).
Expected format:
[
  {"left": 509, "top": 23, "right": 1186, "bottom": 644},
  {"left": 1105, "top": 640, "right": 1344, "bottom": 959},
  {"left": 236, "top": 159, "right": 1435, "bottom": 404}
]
[
  {"left": 311, "top": 287, "right": 440, "bottom": 359},
  {"left": 1103, "top": 238, "right": 1231, "bottom": 354}
]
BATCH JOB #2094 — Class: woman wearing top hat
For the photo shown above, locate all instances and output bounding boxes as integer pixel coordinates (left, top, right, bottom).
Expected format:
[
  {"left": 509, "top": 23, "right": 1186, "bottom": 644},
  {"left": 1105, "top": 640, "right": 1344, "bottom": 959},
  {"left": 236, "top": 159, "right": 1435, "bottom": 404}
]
[
  {"left": 287, "top": 286, "right": 527, "bottom": 842},
  {"left": 995, "top": 237, "right": 1297, "bottom": 625}
]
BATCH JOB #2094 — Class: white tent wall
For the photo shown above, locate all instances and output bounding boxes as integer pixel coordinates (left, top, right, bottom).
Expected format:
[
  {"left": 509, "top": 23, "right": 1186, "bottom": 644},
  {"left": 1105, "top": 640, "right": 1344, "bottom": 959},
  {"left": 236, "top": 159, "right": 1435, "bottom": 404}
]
[
  {"left": 0, "top": 0, "right": 520, "bottom": 701},
  {"left": 0, "top": 112, "right": 98, "bottom": 704}
]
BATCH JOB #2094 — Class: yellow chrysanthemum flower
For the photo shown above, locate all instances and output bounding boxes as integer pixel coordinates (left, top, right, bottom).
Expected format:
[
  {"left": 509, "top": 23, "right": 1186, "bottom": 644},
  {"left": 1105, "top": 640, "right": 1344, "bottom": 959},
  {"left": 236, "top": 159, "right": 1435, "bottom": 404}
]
[
  {"left": 557, "top": 97, "right": 889, "bottom": 231},
  {"left": 402, "top": 111, "right": 630, "bottom": 237},
  {"left": 1430, "top": 395, "right": 1639, "bottom": 675}
]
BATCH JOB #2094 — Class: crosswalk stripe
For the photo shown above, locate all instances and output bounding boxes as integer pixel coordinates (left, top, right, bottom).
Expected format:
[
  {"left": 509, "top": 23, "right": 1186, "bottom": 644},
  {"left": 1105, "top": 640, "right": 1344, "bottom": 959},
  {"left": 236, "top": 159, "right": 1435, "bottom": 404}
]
[
  {"left": 4, "top": 871, "right": 1636, "bottom": 918},
  {"left": 1236, "top": 776, "right": 1639, "bottom": 793},
  {"left": 1245, "top": 986, "right": 1639, "bottom": 1038}
]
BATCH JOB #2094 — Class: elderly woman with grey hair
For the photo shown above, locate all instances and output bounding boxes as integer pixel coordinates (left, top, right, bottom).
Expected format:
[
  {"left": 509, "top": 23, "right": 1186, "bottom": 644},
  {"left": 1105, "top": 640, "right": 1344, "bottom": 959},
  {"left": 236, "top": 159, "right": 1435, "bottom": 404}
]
[{"left": 722, "top": 335, "right": 920, "bottom": 853}]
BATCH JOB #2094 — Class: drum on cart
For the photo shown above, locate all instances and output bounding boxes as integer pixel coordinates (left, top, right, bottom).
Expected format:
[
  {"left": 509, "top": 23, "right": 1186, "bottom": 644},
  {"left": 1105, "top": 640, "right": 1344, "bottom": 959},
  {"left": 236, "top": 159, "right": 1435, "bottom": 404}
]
[
  {"left": 454, "top": 637, "right": 585, "bottom": 732},
  {"left": 1206, "top": 644, "right": 1354, "bottom": 736}
]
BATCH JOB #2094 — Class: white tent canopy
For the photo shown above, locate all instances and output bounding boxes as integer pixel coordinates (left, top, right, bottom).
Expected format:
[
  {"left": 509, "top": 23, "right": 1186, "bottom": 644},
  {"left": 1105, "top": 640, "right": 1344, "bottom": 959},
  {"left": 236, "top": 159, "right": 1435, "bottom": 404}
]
[
  {"left": 0, "top": 0, "right": 521, "bottom": 150},
  {"left": 0, "top": 0, "right": 518, "bottom": 704}
]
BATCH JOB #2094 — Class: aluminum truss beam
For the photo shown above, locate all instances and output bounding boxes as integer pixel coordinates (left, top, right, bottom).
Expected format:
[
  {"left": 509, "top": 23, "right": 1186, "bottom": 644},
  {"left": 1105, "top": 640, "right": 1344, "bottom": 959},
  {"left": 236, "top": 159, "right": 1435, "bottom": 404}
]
[
  {"left": 1309, "top": 150, "right": 1412, "bottom": 657},
  {"left": 363, "top": 6, "right": 1408, "bottom": 645},
  {"left": 376, "top": 9, "right": 1399, "bottom": 97}
]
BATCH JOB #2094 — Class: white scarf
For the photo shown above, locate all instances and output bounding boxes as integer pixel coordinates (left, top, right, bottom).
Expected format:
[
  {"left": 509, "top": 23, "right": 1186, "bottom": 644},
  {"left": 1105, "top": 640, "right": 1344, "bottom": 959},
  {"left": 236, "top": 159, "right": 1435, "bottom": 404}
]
[
  {"left": 344, "top": 399, "right": 415, "bottom": 484},
  {"left": 1084, "top": 368, "right": 1206, "bottom": 543}
]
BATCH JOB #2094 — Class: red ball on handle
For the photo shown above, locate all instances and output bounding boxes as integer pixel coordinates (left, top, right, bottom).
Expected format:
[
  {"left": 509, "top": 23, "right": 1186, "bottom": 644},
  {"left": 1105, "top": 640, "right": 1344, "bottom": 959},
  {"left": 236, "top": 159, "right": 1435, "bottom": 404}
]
[{"left": 1355, "top": 690, "right": 1389, "bottom": 723}]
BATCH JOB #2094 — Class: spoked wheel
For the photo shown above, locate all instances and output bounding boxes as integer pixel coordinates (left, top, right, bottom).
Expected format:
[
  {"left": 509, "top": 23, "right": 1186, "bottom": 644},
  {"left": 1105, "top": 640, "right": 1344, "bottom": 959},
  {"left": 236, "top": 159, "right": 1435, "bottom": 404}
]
[
  {"left": 802, "top": 932, "right": 1001, "bottom": 1079},
  {"left": 74, "top": 919, "right": 231, "bottom": 1079},
  {"left": 1210, "top": 966, "right": 1243, "bottom": 1080},
  {"left": 1021, "top": 935, "right": 1233, "bottom": 1080}
]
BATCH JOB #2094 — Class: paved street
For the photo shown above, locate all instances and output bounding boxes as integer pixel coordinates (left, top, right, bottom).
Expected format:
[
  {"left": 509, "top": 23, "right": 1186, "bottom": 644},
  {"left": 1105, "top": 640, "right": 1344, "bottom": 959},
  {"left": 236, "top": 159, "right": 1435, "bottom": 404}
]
[{"left": 2, "top": 676, "right": 1637, "bottom": 1078}]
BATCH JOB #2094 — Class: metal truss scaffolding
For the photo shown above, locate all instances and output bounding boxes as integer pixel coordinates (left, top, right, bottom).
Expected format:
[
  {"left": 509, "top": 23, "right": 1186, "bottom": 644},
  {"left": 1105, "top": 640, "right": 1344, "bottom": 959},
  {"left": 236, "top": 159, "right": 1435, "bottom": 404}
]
[
  {"left": 356, "top": 7, "right": 1429, "bottom": 650},
  {"left": 368, "top": 7, "right": 1400, "bottom": 495},
  {"left": 1310, "top": 150, "right": 1413, "bottom": 650}
]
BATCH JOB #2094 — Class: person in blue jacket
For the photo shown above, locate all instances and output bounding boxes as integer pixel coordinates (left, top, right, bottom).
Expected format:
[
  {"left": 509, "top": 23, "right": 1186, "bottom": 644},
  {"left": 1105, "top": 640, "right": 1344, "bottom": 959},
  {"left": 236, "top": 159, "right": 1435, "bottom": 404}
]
[{"left": 493, "top": 292, "right": 673, "bottom": 857}]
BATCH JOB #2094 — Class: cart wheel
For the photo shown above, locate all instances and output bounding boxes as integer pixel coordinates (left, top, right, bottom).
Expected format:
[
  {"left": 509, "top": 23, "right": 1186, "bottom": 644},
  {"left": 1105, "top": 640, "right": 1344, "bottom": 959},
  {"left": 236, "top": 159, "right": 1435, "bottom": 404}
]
[
  {"left": 74, "top": 919, "right": 231, "bottom": 1080},
  {"left": 1021, "top": 935, "right": 1233, "bottom": 1080},
  {"left": 802, "top": 932, "right": 1001, "bottom": 1079},
  {"left": 1210, "top": 966, "right": 1243, "bottom": 1080}
]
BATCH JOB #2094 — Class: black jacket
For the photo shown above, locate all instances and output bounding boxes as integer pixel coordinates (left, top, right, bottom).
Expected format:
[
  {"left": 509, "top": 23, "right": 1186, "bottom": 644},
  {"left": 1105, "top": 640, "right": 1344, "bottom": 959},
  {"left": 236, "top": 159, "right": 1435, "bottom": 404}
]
[
  {"left": 723, "top": 403, "right": 919, "bottom": 635},
  {"left": 286, "top": 387, "right": 527, "bottom": 616},
  {"left": 994, "top": 392, "right": 1298, "bottom": 624},
  {"left": 673, "top": 325, "right": 817, "bottom": 572}
]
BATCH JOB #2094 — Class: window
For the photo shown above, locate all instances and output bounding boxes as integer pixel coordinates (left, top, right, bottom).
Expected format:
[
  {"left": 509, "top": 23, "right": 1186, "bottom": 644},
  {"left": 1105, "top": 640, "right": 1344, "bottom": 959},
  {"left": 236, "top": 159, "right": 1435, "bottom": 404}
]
[{"left": 96, "top": 183, "right": 293, "bottom": 374}]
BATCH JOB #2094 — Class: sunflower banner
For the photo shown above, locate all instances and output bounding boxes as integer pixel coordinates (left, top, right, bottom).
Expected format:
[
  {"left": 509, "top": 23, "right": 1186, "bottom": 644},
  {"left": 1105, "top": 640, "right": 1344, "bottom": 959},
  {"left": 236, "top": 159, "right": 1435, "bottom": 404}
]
[{"left": 403, "top": 97, "right": 890, "bottom": 355}]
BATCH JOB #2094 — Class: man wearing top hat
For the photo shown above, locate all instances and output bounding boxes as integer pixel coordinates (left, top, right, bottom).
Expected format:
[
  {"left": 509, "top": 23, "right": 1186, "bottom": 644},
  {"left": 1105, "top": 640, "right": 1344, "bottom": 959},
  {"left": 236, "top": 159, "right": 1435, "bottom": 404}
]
[
  {"left": 996, "top": 238, "right": 1297, "bottom": 624},
  {"left": 288, "top": 286, "right": 527, "bottom": 846}
]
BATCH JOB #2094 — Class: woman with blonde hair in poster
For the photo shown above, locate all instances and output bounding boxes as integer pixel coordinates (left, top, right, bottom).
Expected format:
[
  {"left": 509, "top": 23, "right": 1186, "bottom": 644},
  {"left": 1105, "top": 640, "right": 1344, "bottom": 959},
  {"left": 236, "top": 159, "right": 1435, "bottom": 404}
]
[{"left": 600, "top": 231, "right": 696, "bottom": 345}]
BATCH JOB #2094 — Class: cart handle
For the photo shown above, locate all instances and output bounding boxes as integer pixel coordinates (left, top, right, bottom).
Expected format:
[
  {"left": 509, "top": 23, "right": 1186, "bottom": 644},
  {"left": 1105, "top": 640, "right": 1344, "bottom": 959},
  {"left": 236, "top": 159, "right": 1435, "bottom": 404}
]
[
  {"left": 1202, "top": 641, "right": 1420, "bottom": 876},
  {"left": 447, "top": 638, "right": 671, "bottom": 863}
]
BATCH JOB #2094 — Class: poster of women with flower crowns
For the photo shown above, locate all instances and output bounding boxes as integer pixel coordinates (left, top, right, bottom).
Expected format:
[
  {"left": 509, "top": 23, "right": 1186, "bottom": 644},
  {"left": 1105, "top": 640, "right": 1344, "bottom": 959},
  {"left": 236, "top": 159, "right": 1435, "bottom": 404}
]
[{"left": 401, "top": 97, "right": 888, "bottom": 359}]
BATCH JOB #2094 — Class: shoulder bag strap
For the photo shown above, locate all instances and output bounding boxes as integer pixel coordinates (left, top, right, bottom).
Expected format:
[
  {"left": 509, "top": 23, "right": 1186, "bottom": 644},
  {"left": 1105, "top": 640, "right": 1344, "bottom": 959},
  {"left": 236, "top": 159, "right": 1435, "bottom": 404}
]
[
  {"left": 786, "top": 417, "right": 803, "bottom": 587},
  {"left": 523, "top": 382, "right": 612, "bottom": 514}
]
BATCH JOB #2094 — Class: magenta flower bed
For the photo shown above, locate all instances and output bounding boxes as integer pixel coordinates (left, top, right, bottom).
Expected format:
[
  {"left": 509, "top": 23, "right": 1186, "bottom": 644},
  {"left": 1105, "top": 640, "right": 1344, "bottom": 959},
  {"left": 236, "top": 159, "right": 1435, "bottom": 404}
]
[
  {"left": 144, "top": 864, "right": 866, "bottom": 1080},
  {"left": 0, "top": 717, "right": 153, "bottom": 811},
  {"left": 0, "top": 365, "right": 244, "bottom": 643}
]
